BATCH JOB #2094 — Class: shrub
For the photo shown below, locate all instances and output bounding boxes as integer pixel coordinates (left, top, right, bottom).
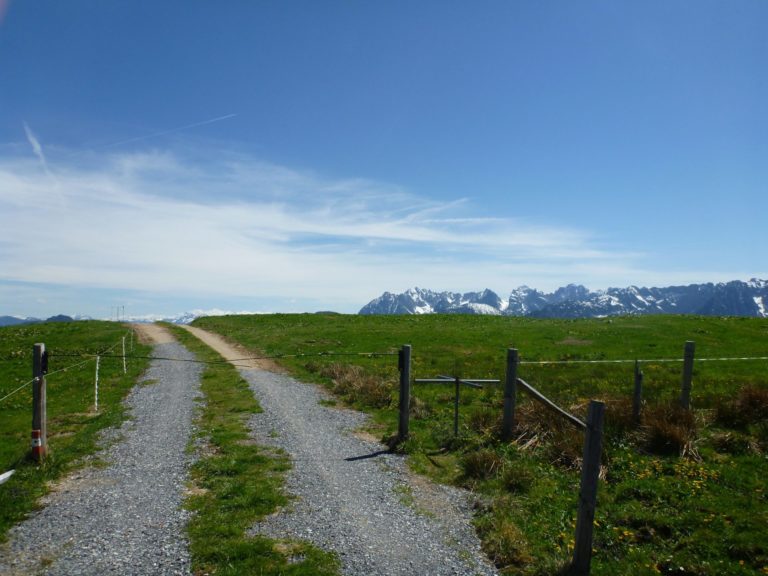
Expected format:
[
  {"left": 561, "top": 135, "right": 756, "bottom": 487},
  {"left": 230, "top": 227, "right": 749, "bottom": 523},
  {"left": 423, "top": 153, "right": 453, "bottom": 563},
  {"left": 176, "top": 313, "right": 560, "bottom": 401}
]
[
  {"left": 641, "top": 402, "right": 697, "bottom": 456},
  {"left": 313, "top": 362, "right": 393, "bottom": 408},
  {"left": 709, "top": 431, "right": 758, "bottom": 455},
  {"left": 477, "top": 514, "right": 533, "bottom": 569},
  {"left": 467, "top": 407, "right": 501, "bottom": 437},
  {"left": 501, "top": 464, "right": 534, "bottom": 494},
  {"left": 409, "top": 396, "right": 433, "bottom": 420},
  {"left": 715, "top": 384, "right": 768, "bottom": 430},
  {"left": 460, "top": 448, "right": 503, "bottom": 483},
  {"left": 604, "top": 396, "right": 639, "bottom": 437}
]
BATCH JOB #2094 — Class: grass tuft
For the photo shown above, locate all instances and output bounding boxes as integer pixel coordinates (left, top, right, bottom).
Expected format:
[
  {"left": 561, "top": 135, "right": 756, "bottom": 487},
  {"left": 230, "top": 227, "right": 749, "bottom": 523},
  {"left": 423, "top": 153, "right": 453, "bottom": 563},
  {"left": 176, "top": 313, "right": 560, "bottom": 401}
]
[
  {"left": 715, "top": 384, "right": 768, "bottom": 429},
  {"left": 460, "top": 448, "right": 503, "bottom": 484},
  {"left": 307, "top": 362, "right": 393, "bottom": 408},
  {"left": 641, "top": 402, "right": 697, "bottom": 456}
]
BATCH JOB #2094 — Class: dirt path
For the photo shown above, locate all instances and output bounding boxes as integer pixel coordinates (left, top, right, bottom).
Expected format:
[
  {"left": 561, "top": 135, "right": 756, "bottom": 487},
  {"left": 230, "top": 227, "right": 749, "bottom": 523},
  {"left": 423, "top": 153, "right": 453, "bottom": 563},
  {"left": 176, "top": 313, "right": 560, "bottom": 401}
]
[
  {"left": 180, "top": 325, "right": 283, "bottom": 371},
  {"left": 132, "top": 322, "right": 176, "bottom": 344}
]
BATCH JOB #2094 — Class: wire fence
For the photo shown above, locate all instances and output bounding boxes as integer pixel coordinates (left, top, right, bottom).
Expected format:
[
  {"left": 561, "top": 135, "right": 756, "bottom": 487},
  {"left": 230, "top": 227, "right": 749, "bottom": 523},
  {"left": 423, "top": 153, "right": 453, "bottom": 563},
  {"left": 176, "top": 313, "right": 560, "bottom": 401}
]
[
  {"left": 4, "top": 330, "right": 766, "bottom": 410},
  {"left": 0, "top": 331, "right": 134, "bottom": 407}
]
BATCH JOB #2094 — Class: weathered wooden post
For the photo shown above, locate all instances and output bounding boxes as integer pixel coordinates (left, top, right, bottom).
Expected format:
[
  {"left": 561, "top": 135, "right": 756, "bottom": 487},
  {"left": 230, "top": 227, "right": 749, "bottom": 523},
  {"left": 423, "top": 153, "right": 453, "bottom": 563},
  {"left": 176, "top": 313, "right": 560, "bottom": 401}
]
[
  {"left": 502, "top": 348, "right": 519, "bottom": 441},
  {"left": 679, "top": 341, "right": 695, "bottom": 409},
  {"left": 632, "top": 360, "right": 643, "bottom": 424},
  {"left": 31, "top": 343, "right": 48, "bottom": 462},
  {"left": 572, "top": 400, "right": 605, "bottom": 575},
  {"left": 398, "top": 344, "right": 412, "bottom": 441},
  {"left": 453, "top": 376, "right": 461, "bottom": 436}
]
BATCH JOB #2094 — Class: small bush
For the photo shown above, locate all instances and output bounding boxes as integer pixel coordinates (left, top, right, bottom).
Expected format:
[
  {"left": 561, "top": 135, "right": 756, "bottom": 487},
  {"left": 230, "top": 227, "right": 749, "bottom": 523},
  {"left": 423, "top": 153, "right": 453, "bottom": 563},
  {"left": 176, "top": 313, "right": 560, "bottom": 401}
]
[
  {"left": 604, "top": 396, "right": 639, "bottom": 437},
  {"left": 460, "top": 448, "right": 503, "bottom": 482},
  {"left": 467, "top": 407, "right": 501, "bottom": 437},
  {"left": 709, "top": 431, "right": 758, "bottom": 455},
  {"left": 715, "top": 385, "right": 768, "bottom": 430},
  {"left": 501, "top": 464, "right": 534, "bottom": 494},
  {"left": 409, "top": 396, "right": 433, "bottom": 420},
  {"left": 315, "top": 363, "right": 392, "bottom": 408},
  {"left": 479, "top": 516, "right": 533, "bottom": 569},
  {"left": 641, "top": 402, "right": 697, "bottom": 456},
  {"left": 545, "top": 425, "right": 585, "bottom": 469}
]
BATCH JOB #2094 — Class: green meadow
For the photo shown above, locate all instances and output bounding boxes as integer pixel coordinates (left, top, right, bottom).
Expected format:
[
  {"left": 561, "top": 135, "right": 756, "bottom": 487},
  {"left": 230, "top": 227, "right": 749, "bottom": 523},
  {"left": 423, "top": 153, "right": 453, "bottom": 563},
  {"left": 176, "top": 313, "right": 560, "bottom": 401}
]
[
  {"left": 194, "top": 313, "right": 768, "bottom": 576},
  {"left": 0, "top": 321, "right": 150, "bottom": 541}
]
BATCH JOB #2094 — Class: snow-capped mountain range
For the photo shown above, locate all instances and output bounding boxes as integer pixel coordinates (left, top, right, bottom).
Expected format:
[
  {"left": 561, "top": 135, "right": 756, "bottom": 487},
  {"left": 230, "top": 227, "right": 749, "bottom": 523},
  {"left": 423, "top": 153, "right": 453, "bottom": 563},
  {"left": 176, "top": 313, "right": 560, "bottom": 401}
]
[{"left": 359, "top": 279, "right": 768, "bottom": 318}]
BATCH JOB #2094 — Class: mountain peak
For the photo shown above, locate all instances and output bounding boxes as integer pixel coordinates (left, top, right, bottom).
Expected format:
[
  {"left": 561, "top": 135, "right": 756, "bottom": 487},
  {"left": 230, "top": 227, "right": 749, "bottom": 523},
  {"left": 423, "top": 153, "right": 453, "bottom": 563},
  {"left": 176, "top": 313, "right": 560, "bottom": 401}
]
[{"left": 359, "top": 280, "right": 768, "bottom": 318}]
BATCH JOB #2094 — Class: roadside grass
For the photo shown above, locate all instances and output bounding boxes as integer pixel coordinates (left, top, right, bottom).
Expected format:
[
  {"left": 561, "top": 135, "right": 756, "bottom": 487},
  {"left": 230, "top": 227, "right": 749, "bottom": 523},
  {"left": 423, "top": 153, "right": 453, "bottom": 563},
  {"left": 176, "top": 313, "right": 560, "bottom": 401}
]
[
  {"left": 193, "top": 313, "right": 768, "bottom": 575},
  {"left": 0, "top": 321, "right": 150, "bottom": 542},
  {"left": 167, "top": 325, "right": 340, "bottom": 576}
]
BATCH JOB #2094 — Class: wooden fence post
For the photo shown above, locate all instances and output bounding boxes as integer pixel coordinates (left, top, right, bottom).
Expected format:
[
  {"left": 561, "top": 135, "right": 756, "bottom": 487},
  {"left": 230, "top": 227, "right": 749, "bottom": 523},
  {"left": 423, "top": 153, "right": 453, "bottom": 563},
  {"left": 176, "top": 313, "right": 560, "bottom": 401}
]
[
  {"left": 502, "top": 348, "right": 519, "bottom": 441},
  {"left": 398, "top": 345, "right": 412, "bottom": 441},
  {"left": 453, "top": 376, "right": 460, "bottom": 436},
  {"left": 572, "top": 400, "right": 605, "bottom": 575},
  {"left": 632, "top": 360, "right": 643, "bottom": 424},
  {"left": 31, "top": 343, "right": 48, "bottom": 462},
  {"left": 679, "top": 341, "right": 695, "bottom": 409}
]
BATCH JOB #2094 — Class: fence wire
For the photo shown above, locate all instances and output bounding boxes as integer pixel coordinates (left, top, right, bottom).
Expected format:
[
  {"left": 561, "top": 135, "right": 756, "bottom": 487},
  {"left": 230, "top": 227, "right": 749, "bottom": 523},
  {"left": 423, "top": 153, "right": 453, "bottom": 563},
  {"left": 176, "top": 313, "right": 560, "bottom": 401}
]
[
  {"left": 519, "top": 355, "right": 768, "bottom": 365},
  {"left": 0, "top": 377, "right": 37, "bottom": 404}
]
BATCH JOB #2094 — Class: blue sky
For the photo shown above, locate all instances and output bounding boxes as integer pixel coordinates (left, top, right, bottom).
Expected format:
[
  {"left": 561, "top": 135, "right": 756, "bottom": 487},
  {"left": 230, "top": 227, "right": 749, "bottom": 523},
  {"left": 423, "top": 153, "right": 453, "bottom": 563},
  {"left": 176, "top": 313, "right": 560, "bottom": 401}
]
[{"left": 1, "top": 1, "right": 766, "bottom": 318}]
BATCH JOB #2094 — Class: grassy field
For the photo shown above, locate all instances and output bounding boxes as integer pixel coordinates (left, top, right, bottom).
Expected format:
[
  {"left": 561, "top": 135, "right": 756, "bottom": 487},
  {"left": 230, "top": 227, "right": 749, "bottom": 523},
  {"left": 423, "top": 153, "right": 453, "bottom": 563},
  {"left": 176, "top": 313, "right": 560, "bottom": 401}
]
[
  {"left": 168, "top": 325, "right": 340, "bottom": 576},
  {"left": 0, "top": 321, "right": 151, "bottom": 541},
  {"left": 193, "top": 313, "right": 768, "bottom": 575}
]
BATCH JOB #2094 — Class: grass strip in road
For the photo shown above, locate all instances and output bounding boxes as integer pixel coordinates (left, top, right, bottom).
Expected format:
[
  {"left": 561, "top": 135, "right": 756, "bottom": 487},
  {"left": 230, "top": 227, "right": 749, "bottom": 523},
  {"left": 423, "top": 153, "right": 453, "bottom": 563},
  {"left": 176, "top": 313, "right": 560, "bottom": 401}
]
[
  {"left": 168, "top": 325, "right": 340, "bottom": 576},
  {"left": 0, "top": 321, "right": 151, "bottom": 542}
]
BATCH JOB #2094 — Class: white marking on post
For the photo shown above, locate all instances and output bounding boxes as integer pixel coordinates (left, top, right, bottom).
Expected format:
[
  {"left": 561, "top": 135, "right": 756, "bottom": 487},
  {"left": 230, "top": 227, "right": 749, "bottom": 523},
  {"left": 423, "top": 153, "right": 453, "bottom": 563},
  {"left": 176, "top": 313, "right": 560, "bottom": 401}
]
[{"left": 94, "top": 355, "right": 101, "bottom": 411}]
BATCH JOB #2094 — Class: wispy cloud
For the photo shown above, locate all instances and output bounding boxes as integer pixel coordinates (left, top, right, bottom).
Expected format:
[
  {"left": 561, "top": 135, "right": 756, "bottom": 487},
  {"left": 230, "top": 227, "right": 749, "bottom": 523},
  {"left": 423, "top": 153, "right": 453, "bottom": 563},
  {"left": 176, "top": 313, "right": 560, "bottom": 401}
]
[
  {"left": 23, "top": 122, "right": 53, "bottom": 178},
  {"left": 0, "top": 147, "right": 684, "bottom": 313}
]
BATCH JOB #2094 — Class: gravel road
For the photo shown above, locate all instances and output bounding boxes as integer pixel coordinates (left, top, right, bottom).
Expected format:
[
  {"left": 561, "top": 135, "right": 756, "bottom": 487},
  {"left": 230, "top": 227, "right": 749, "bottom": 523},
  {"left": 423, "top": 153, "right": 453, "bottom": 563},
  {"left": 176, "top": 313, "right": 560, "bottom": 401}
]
[
  {"left": 244, "top": 369, "right": 499, "bottom": 576},
  {"left": 0, "top": 327, "right": 202, "bottom": 576},
  {"left": 180, "top": 326, "right": 499, "bottom": 576}
]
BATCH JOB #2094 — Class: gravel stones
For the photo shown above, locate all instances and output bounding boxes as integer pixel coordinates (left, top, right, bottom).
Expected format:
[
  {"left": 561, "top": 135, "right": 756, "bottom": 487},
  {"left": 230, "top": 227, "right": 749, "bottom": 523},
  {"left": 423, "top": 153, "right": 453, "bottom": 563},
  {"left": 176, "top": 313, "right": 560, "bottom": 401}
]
[
  {"left": 243, "top": 369, "right": 499, "bottom": 576},
  {"left": 0, "top": 342, "right": 202, "bottom": 576}
]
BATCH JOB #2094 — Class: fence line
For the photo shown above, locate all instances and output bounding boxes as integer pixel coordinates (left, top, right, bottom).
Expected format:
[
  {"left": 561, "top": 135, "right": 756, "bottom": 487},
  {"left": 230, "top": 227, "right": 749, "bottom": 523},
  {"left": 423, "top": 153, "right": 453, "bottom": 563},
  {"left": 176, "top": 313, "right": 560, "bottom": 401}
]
[
  {"left": 519, "top": 355, "right": 768, "bottom": 365},
  {"left": 47, "top": 350, "right": 400, "bottom": 365},
  {"left": 0, "top": 331, "right": 132, "bottom": 406}
]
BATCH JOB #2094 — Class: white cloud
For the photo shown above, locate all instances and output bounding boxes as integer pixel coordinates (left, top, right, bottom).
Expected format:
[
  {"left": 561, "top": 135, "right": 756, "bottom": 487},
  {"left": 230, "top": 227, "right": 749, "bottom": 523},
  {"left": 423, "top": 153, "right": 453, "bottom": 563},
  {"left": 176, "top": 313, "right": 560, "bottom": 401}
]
[{"left": 0, "top": 148, "right": 650, "bottom": 312}]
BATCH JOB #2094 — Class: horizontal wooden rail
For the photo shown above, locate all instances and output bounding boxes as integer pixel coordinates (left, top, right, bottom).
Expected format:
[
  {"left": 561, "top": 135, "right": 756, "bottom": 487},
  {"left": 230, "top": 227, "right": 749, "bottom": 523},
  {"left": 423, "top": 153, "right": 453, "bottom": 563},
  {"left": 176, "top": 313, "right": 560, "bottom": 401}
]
[{"left": 516, "top": 377, "right": 586, "bottom": 430}]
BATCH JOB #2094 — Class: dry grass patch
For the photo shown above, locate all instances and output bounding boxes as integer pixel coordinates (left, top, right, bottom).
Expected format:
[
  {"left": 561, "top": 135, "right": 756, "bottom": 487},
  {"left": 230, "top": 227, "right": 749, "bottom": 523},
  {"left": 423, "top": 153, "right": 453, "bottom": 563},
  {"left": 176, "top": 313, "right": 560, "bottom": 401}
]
[
  {"left": 715, "top": 384, "right": 768, "bottom": 429},
  {"left": 640, "top": 402, "right": 697, "bottom": 457},
  {"left": 307, "top": 362, "right": 393, "bottom": 408}
]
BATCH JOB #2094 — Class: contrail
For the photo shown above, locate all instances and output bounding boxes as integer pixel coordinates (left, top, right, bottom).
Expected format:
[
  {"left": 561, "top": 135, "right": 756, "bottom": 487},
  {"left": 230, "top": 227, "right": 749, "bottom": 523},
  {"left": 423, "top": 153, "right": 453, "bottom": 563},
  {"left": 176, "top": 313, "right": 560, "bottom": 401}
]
[
  {"left": 23, "top": 121, "right": 63, "bottom": 203},
  {"left": 101, "top": 113, "right": 238, "bottom": 148},
  {"left": 23, "top": 121, "right": 52, "bottom": 177}
]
